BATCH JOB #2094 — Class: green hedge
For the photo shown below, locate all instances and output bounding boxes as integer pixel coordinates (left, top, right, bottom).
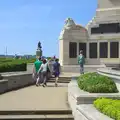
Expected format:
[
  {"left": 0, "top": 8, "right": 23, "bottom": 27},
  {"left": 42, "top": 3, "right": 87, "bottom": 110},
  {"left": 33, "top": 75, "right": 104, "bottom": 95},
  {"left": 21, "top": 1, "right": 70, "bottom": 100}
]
[
  {"left": 77, "top": 72, "right": 118, "bottom": 93},
  {"left": 0, "top": 62, "right": 27, "bottom": 72},
  {"left": 0, "top": 58, "right": 36, "bottom": 64},
  {"left": 94, "top": 98, "right": 120, "bottom": 120}
]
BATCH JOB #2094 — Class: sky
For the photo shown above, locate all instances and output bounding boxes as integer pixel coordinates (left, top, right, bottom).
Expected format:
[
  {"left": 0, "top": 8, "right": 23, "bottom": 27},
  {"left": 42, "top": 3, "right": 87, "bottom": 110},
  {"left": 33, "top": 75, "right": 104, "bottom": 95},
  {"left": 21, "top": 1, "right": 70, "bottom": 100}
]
[{"left": 0, "top": 0, "right": 97, "bottom": 57}]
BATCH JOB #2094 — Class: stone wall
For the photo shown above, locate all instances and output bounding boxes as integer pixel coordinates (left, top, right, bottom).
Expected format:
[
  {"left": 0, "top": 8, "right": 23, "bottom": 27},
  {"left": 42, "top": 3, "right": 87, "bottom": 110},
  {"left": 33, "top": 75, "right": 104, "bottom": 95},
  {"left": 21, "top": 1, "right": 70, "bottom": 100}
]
[
  {"left": 0, "top": 72, "right": 35, "bottom": 94},
  {"left": 68, "top": 79, "right": 120, "bottom": 120},
  {"left": 98, "top": 0, "right": 120, "bottom": 9},
  {"left": 97, "top": 68, "right": 120, "bottom": 91}
]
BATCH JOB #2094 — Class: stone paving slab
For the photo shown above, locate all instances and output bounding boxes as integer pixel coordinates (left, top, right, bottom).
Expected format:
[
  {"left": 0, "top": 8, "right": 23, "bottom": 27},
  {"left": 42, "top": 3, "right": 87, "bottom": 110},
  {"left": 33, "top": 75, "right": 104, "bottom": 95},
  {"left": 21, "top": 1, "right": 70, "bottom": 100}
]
[
  {"left": 0, "top": 115, "right": 45, "bottom": 119},
  {"left": 60, "top": 73, "right": 80, "bottom": 77},
  {"left": 0, "top": 114, "right": 73, "bottom": 119},
  {"left": 0, "top": 83, "right": 70, "bottom": 111}
]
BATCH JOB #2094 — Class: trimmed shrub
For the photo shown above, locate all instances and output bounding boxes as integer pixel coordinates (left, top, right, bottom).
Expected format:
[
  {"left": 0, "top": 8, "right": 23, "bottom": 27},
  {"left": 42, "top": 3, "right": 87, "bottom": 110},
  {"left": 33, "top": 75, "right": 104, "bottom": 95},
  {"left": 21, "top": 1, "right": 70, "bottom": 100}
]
[
  {"left": 0, "top": 58, "right": 36, "bottom": 64},
  {"left": 0, "top": 62, "right": 27, "bottom": 72},
  {"left": 94, "top": 98, "right": 120, "bottom": 120},
  {"left": 19, "top": 58, "right": 36, "bottom": 63},
  {"left": 77, "top": 72, "right": 118, "bottom": 93}
]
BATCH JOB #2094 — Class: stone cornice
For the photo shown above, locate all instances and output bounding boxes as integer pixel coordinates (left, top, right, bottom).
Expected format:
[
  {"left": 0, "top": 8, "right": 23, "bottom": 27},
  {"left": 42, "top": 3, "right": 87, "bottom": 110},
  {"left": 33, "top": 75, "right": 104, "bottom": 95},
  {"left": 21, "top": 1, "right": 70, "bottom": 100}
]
[
  {"left": 90, "top": 37, "right": 120, "bottom": 40},
  {"left": 97, "top": 7, "right": 120, "bottom": 12}
]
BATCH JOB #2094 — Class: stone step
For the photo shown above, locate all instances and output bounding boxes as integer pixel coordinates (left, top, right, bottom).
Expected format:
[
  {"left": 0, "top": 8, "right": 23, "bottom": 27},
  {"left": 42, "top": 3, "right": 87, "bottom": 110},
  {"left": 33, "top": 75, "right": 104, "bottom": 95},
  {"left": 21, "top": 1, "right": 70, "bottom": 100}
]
[
  {"left": 50, "top": 78, "right": 71, "bottom": 81},
  {"left": 0, "top": 110, "right": 72, "bottom": 115},
  {"left": 0, "top": 114, "right": 74, "bottom": 120},
  {"left": 48, "top": 80, "right": 70, "bottom": 83},
  {"left": 49, "top": 78, "right": 71, "bottom": 83},
  {"left": 51, "top": 77, "right": 71, "bottom": 80}
]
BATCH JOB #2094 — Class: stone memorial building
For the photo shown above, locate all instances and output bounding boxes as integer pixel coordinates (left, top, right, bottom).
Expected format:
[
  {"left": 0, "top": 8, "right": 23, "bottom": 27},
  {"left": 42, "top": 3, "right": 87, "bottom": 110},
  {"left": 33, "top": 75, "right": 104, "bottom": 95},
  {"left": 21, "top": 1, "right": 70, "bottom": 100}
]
[{"left": 59, "top": 0, "right": 120, "bottom": 66}]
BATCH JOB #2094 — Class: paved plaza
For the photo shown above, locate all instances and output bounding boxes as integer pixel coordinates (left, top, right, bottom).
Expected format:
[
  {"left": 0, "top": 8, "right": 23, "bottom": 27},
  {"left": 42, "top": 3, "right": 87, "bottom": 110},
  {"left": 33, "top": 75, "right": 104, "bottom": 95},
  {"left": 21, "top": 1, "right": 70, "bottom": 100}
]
[
  {"left": 0, "top": 64, "right": 105, "bottom": 120},
  {"left": 0, "top": 64, "right": 104, "bottom": 111}
]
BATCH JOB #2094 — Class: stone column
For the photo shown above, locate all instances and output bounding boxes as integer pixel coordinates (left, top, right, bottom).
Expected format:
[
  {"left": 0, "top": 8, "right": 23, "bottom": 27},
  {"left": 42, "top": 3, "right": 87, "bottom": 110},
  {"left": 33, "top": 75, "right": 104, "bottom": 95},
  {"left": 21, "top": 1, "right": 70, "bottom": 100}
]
[
  {"left": 119, "top": 41, "right": 120, "bottom": 58},
  {"left": 63, "top": 40, "right": 69, "bottom": 65},
  {"left": 77, "top": 42, "right": 79, "bottom": 56},
  {"left": 97, "top": 41, "right": 100, "bottom": 58},
  {"left": 108, "top": 41, "right": 110, "bottom": 58},
  {"left": 87, "top": 42, "right": 89, "bottom": 58}
]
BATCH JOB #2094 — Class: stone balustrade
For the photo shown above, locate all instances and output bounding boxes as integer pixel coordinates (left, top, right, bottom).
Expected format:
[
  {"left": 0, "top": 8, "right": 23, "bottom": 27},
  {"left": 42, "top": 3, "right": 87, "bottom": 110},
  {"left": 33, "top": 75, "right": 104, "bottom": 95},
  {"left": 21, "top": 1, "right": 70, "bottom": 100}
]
[
  {"left": 97, "top": 68, "right": 120, "bottom": 91},
  {"left": 0, "top": 72, "right": 35, "bottom": 94}
]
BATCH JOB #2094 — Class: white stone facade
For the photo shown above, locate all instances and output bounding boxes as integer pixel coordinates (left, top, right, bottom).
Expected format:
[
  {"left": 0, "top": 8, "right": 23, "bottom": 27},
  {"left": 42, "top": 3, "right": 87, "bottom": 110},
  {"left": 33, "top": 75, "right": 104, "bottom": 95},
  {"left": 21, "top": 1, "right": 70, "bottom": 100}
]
[{"left": 59, "top": 0, "right": 120, "bottom": 66}]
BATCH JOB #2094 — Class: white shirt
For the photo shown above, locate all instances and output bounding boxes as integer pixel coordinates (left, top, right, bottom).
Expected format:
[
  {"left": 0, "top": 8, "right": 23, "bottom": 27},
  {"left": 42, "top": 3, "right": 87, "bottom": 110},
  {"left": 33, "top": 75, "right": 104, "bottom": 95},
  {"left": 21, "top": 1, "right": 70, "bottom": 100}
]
[{"left": 39, "top": 63, "right": 48, "bottom": 72}]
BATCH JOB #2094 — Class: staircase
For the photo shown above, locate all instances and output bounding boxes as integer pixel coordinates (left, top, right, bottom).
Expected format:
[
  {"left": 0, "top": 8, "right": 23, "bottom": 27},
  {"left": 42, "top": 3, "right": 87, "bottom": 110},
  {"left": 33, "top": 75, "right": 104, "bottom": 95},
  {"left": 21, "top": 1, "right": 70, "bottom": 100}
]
[
  {"left": 48, "top": 77, "right": 72, "bottom": 83},
  {"left": 0, "top": 110, "right": 74, "bottom": 120},
  {"left": 0, "top": 75, "right": 74, "bottom": 120}
]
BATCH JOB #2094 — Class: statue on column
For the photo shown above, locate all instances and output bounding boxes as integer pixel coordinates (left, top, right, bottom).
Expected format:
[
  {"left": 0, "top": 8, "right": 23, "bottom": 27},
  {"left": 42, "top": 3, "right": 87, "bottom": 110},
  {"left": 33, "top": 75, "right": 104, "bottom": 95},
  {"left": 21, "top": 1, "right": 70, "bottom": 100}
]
[
  {"left": 36, "top": 41, "right": 42, "bottom": 58},
  {"left": 38, "top": 41, "right": 42, "bottom": 49}
]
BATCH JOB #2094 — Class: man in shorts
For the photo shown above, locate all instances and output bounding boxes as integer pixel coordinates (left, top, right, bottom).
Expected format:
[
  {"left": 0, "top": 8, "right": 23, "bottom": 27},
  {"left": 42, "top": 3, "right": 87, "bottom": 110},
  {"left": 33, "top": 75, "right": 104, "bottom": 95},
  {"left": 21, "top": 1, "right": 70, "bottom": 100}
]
[{"left": 53, "top": 59, "right": 60, "bottom": 87}]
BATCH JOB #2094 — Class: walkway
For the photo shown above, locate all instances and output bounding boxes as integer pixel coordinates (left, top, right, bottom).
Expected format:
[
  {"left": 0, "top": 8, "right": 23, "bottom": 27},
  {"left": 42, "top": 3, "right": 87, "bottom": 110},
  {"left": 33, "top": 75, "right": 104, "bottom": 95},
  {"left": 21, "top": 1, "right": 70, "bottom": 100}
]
[{"left": 0, "top": 83, "right": 70, "bottom": 111}]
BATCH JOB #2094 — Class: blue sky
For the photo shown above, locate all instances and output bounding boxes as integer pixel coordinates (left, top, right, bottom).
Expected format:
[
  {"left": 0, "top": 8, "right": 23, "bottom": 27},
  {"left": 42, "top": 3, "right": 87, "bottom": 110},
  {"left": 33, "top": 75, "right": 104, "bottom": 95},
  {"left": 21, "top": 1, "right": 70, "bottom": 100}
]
[{"left": 0, "top": 0, "right": 97, "bottom": 57}]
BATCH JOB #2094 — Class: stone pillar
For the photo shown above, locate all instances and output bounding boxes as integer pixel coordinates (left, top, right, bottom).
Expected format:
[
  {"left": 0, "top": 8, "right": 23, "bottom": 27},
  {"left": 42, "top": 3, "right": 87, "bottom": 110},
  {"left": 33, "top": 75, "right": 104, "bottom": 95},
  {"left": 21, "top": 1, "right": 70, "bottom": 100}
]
[
  {"left": 77, "top": 42, "right": 79, "bottom": 56},
  {"left": 59, "top": 40, "right": 64, "bottom": 66},
  {"left": 97, "top": 41, "right": 100, "bottom": 58},
  {"left": 87, "top": 42, "right": 89, "bottom": 58},
  {"left": 119, "top": 41, "right": 120, "bottom": 58},
  {"left": 63, "top": 40, "right": 69, "bottom": 65},
  {"left": 36, "top": 49, "right": 42, "bottom": 58},
  {"left": 36, "top": 41, "right": 42, "bottom": 58},
  {"left": 108, "top": 41, "right": 110, "bottom": 58}
]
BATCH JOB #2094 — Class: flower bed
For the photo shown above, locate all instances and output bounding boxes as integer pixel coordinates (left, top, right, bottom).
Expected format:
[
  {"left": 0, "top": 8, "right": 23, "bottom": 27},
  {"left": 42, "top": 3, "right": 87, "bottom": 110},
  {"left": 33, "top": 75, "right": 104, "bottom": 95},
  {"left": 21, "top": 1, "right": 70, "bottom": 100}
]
[
  {"left": 77, "top": 72, "right": 118, "bottom": 93},
  {"left": 94, "top": 98, "right": 120, "bottom": 120}
]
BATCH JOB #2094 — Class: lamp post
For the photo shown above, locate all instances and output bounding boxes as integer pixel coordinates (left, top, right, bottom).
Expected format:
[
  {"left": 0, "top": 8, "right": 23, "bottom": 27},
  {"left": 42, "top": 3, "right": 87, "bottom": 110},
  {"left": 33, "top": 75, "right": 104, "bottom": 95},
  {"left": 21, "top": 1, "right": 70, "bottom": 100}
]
[{"left": 5, "top": 46, "right": 7, "bottom": 58}]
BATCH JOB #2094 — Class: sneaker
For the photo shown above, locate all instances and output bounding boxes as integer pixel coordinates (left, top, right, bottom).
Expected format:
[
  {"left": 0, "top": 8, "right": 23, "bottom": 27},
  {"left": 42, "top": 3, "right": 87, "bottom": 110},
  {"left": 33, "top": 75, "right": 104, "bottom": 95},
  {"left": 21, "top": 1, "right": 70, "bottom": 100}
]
[
  {"left": 36, "top": 84, "right": 39, "bottom": 87},
  {"left": 42, "top": 84, "right": 45, "bottom": 87},
  {"left": 44, "top": 83, "right": 47, "bottom": 86}
]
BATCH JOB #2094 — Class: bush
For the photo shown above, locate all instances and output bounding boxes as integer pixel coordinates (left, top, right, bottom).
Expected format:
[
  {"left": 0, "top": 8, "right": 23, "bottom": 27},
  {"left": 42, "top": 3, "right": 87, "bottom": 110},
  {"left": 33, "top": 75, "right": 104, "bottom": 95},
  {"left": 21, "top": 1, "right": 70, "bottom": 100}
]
[
  {"left": 0, "top": 62, "right": 27, "bottom": 72},
  {"left": 0, "top": 58, "right": 36, "bottom": 64},
  {"left": 77, "top": 72, "right": 118, "bottom": 93},
  {"left": 94, "top": 98, "right": 120, "bottom": 120},
  {"left": 18, "top": 58, "right": 36, "bottom": 63},
  {"left": 26, "top": 58, "right": 36, "bottom": 63}
]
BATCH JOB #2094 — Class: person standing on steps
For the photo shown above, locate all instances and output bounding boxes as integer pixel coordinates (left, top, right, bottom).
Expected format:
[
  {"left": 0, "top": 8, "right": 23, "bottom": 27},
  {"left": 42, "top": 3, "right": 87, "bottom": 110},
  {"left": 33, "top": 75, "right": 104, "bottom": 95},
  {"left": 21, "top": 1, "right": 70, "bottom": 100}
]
[
  {"left": 78, "top": 50, "right": 85, "bottom": 74},
  {"left": 53, "top": 59, "right": 60, "bottom": 87},
  {"left": 38, "top": 59, "right": 48, "bottom": 87},
  {"left": 33, "top": 57, "right": 42, "bottom": 86}
]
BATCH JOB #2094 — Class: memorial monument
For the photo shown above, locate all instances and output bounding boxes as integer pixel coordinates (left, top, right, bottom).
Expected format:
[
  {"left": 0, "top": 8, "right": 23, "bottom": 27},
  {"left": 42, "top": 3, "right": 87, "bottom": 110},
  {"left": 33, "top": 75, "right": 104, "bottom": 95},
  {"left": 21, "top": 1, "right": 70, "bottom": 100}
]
[
  {"left": 59, "top": 0, "right": 120, "bottom": 66},
  {"left": 36, "top": 41, "right": 42, "bottom": 58}
]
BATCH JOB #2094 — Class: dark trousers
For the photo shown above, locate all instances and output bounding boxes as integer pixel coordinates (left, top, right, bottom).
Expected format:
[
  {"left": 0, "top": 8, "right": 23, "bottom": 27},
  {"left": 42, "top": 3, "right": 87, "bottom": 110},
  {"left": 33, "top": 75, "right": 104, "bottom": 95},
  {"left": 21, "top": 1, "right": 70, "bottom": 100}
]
[
  {"left": 47, "top": 71, "right": 51, "bottom": 80},
  {"left": 80, "top": 64, "right": 84, "bottom": 74}
]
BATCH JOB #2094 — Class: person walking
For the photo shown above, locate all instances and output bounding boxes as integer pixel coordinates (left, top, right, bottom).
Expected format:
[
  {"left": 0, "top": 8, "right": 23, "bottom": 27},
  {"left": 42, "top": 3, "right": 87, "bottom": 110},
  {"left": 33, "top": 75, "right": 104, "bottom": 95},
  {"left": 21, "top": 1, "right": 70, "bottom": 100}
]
[
  {"left": 33, "top": 57, "right": 43, "bottom": 86},
  {"left": 46, "top": 60, "right": 51, "bottom": 80},
  {"left": 78, "top": 50, "right": 85, "bottom": 74},
  {"left": 51, "top": 57, "right": 56, "bottom": 77},
  {"left": 53, "top": 59, "right": 60, "bottom": 87},
  {"left": 38, "top": 59, "right": 48, "bottom": 87}
]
